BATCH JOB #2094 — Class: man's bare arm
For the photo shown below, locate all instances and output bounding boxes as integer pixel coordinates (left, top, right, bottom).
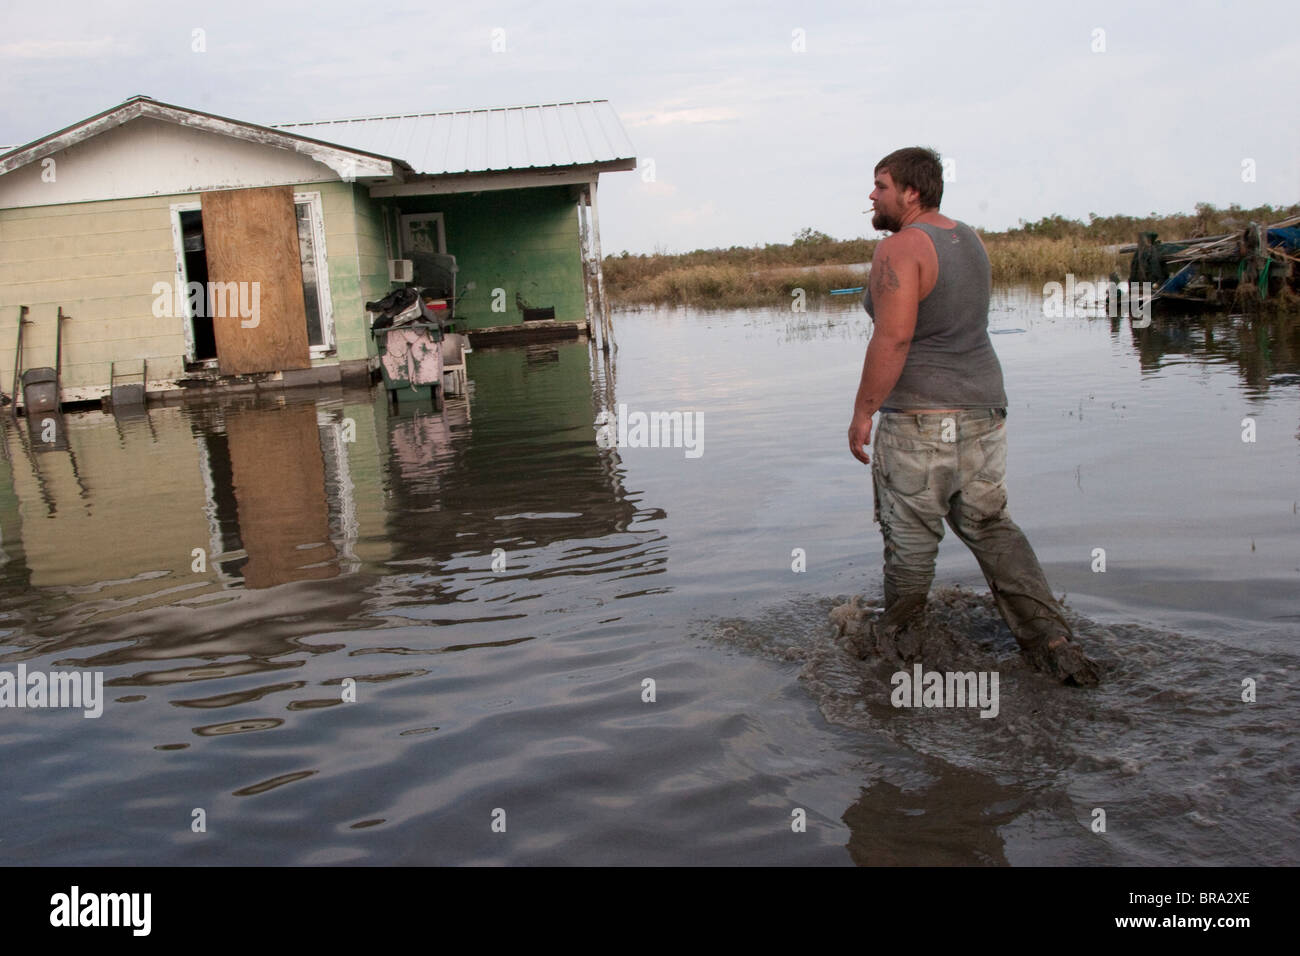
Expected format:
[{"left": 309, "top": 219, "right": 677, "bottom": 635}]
[{"left": 848, "top": 235, "right": 923, "bottom": 464}]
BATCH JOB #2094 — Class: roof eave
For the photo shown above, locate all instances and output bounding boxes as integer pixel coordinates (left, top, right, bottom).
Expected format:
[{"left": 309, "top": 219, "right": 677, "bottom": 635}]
[
  {"left": 368, "top": 158, "right": 637, "bottom": 198},
  {"left": 0, "top": 97, "right": 405, "bottom": 181}
]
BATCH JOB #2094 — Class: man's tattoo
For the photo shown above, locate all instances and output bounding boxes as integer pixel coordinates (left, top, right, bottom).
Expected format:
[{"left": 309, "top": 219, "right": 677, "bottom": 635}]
[{"left": 872, "top": 254, "right": 901, "bottom": 294}]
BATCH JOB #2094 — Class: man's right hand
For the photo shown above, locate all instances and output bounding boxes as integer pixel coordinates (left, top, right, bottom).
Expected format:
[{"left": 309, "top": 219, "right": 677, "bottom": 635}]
[{"left": 848, "top": 414, "right": 873, "bottom": 465}]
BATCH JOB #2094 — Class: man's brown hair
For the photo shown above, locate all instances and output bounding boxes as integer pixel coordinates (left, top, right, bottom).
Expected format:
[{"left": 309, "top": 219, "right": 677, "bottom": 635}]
[{"left": 874, "top": 147, "right": 944, "bottom": 209}]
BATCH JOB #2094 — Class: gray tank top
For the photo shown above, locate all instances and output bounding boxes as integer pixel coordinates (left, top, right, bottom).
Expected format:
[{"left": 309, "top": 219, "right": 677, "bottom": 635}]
[{"left": 863, "top": 220, "right": 1007, "bottom": 409}]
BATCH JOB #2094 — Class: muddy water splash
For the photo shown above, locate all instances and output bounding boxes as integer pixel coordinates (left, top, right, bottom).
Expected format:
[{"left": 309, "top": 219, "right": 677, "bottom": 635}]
[{"left": 709, "top": 587, "right": 1298, "bottom": 866}]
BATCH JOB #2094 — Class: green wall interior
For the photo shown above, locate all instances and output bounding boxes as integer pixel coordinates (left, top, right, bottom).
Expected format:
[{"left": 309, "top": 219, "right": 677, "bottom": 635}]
[{"left": 392, "top": 186, "right": 586, "bottom": 331}]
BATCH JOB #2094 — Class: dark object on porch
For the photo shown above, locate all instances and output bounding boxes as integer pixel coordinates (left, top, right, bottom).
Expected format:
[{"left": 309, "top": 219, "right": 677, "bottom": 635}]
[
  {"left": 21, "top": 367, "right": 58, "bottom": 414},
  {"left": 110, "top": 359, "right": 148, "bottom": 408},
  {"left": 369, "top": 255, "right": 460, "bottom": 333},
  {"left": 467, "top": 319, "right": 587, "bottom": 348},
  {"left": 372, "top": 288, "right": 443, "bottom": 406},
  {"left": 409, "top": 252, "right": 458, "bottom": 300},
  {"left": 514, "top": 291, "right": 556, "bottom": 322},
  {"left": 366, "top": 287, "right": 422, "bottom": 328}
]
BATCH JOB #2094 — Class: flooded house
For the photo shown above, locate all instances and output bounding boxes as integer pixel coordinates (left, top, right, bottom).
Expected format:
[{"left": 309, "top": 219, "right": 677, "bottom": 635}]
[{"left": 0, "top": 95, "right": 635, "bottom": 410}]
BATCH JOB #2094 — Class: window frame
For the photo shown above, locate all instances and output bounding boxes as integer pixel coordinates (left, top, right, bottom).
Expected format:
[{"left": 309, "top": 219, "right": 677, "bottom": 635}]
[{"left": 294, "top": 191, "right": 335, "bottom": 355}]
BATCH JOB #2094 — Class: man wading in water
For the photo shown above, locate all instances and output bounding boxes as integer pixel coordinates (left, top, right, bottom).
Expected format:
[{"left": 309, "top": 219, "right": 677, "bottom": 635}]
[{"left": 847, "top": 146, "right": 1100, "bottom": 686}]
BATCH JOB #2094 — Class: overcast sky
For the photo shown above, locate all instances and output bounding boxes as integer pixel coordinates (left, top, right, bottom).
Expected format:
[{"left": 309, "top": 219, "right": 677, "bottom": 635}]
[{"left": 2, "top": 0, "right": 1296, "bottom": 254}]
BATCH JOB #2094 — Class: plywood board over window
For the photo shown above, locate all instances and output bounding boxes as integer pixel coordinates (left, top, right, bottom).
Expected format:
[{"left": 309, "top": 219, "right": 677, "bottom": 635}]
[{"left": 201, "top": 185, "right": 312, "bottom": 375}]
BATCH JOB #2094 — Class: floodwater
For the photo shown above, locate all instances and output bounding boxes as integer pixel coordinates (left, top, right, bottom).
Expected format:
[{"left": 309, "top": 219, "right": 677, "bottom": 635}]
[{"left": 1, "top": 289, "right": 1297, "bottom": 866}]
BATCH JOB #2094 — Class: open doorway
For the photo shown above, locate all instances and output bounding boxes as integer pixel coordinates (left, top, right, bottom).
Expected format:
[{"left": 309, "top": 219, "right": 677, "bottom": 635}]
[
  {"left": 179, "top": 208, "right": 216, "bottom": 361},
  {"left": 171, "top": 191, "right": 335, "bottom": 368}
]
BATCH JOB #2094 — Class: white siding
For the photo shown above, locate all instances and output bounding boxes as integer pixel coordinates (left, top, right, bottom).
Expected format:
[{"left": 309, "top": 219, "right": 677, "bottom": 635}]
[{"left": 0, "top": 117, "right": 348, "bottom": 210}]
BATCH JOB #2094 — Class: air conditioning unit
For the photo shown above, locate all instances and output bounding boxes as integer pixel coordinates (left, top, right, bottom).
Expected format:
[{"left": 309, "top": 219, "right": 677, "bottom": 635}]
[{"left": 389, "top": 259, "right": 413, "bottom": 283}]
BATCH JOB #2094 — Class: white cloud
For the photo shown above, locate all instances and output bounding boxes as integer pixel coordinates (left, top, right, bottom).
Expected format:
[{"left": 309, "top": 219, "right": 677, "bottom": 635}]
[
  {"left": 670, "top": 201, "right": 717, "bottom": 226},
  {"left": 641, "top": 181, "right": 679, "bottom": 198},
  {"left": 0, "top": 36, "right": 124, "bottom": 59},
  {"left": 622, "top": 106, "right": 742, "bottom": 127}
]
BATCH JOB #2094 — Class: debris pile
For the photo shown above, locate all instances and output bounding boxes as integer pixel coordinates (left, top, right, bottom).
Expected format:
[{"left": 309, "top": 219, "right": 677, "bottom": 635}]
[{"left": 1123, "top": 215, "right": 1300, "bottom": 310}]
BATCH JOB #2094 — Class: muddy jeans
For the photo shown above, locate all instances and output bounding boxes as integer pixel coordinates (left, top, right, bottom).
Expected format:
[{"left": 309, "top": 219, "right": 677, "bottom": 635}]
[{"left": 871, "top": 408, "right": 1071, "bottom": 651}]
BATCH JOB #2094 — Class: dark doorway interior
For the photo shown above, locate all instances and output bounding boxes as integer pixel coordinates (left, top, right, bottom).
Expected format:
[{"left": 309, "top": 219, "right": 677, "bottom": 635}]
[{"left": 181, "top": 209, "right": 216, "bottom": 361}]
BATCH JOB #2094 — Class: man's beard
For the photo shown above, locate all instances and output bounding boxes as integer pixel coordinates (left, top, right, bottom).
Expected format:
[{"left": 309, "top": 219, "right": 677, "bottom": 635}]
[{"left": 872, "top": 209, "right": 901, "bottom": 233}]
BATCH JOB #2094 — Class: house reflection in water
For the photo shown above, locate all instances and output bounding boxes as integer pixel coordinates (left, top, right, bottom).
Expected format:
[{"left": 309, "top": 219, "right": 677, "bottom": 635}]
[
  {"left": 196, "top": 401, "right": 347, "bottom": 588},
  {"left": 0, "top": 340, "right": 635, "bottom": 617}
]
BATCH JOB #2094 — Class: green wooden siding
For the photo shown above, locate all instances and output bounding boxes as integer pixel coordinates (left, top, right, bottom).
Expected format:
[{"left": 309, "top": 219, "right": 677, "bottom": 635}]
[
  {"left": 395, "top": 186, "right": 585, "bottom": 331},
  {"left": 349, "top": 184, "right": 391, "bottom": 361},
  {"left": 314, "top": 181, "right": 364, "bottom": 362}
]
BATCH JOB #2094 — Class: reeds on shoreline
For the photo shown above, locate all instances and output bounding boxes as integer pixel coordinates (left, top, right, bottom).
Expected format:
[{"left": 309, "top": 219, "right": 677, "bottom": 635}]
[
  {"left": 982, "top": 238, "right": 1120, "bottom": 282},
  {"left": 612, "top": 264, "right": 870, "bottom": 309},
  {"left": 604, "top": 202, "right": 1300, "bottom": 309},
  {"left": 605, "top": 239, "right": 1119, "bottom": 307}
]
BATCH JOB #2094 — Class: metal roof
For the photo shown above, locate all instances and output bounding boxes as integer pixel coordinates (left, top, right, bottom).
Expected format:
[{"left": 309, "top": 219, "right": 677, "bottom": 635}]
[{"left": 273, "top": 101, "right": 635, "bottom": 176}]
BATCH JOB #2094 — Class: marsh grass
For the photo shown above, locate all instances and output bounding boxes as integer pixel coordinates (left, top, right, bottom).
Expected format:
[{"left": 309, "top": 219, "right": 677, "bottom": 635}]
[
  {"left": 982, "top": 238, "right": 1121, "bottom": 282},
  {"left": 604, "top": 202, "right": 1300, "bottom": 309},
  {"left": 608, "top": 239, "right": 1117, "bottom": 306},
  {"left": 622, "top": 264, "right": 869, "bottom": 309}
]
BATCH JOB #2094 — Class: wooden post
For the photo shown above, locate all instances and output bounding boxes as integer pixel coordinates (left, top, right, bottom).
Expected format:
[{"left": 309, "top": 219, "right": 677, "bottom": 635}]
[
  {"left": 11, "top": 305, "right": 28, "bottom": 414},
  {"left": 1251, "top": 222, "right": 1268, "bottom": 298},
  {"left": 588, "top": 178, "right": 614, "bottom": 354},
  {"left": 576, "top": 186, "right": 601, "bottom": 350}
]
